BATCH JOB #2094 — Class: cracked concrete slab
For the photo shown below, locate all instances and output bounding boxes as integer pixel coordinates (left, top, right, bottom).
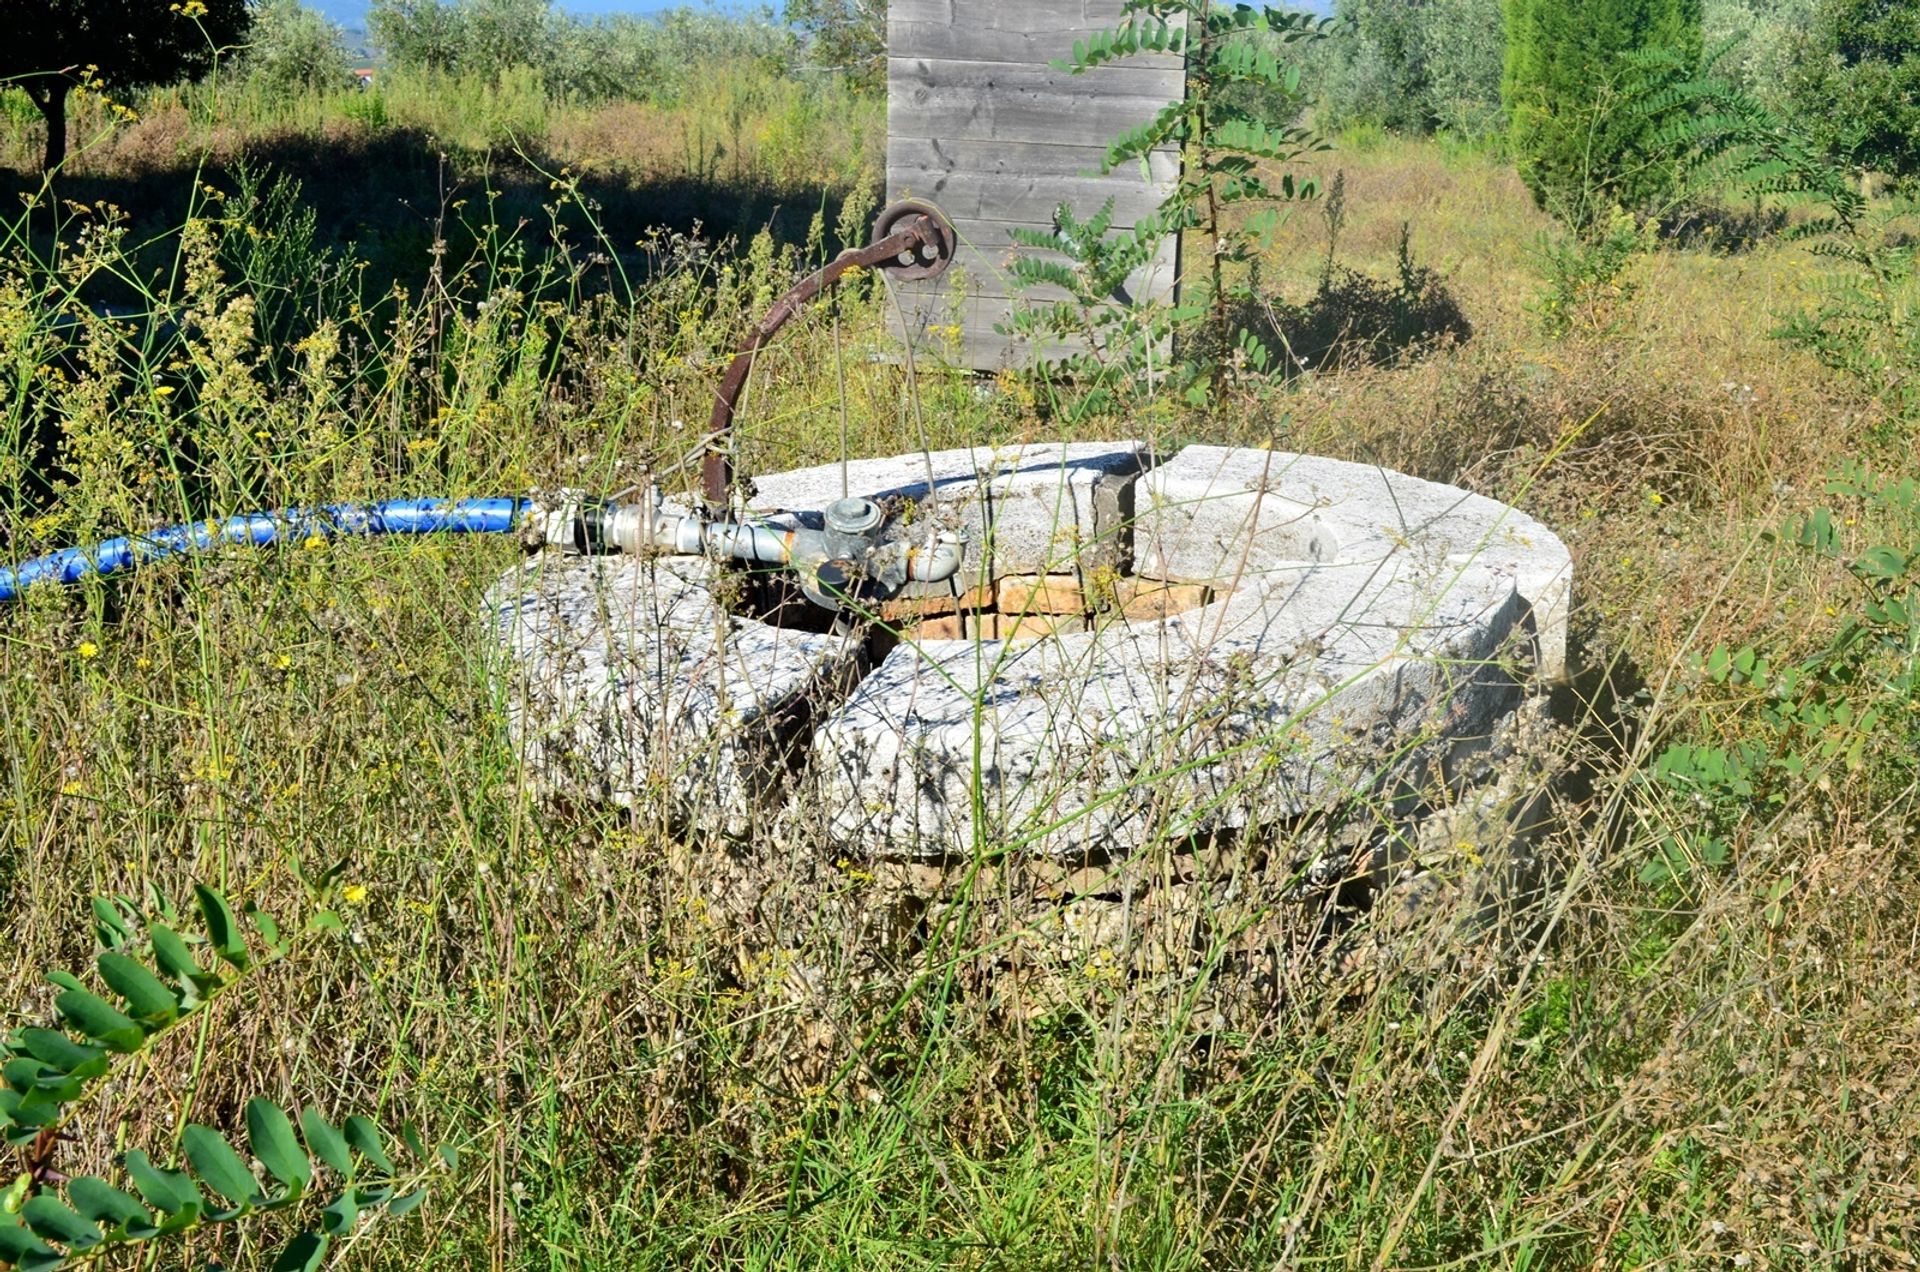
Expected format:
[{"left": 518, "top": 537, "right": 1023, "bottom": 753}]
[
  {"left": 492, "top": 443, "right": 1573, "bottom": 861},
  {"left": 488, "top": 553, "right": 858, "bottom": 835},
  {"left": 808, "top": 446, "right": 1569, "bottom": 858},
  {"left": 1135, "top": 445, "right": 1572, "bottom": 683}
]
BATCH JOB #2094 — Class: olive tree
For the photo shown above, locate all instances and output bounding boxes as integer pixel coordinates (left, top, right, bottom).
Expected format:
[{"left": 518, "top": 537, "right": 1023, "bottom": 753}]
[{"left": 0, "top": 0, "right": 250, "bottom": 171}]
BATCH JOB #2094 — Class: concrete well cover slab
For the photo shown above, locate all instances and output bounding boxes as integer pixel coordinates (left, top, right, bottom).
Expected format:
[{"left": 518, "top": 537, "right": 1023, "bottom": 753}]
[
  {"left": 488, "top": 553, "right": 858, "bottom": 835},
  {"left": 746, "top": 440, "right": 1147, "bottom": 594},
  {"left": 491, "top": 443, "right": 1572, "bottom": 860},
  {"left": 812, "top": 446, "right": 1571, "bottom": 858}
]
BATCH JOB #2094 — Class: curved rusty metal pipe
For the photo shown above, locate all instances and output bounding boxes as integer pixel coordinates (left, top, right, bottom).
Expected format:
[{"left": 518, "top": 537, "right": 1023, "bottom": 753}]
[{"left": 702, "top": 200, "right": 956, "bottom": 507}]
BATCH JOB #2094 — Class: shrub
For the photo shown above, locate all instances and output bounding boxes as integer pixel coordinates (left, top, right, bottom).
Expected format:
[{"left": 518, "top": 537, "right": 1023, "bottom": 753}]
[
  {"left": 546, "top": 15, "right": 662, "bottom": 104},
  {"left": 1003, "top": 2, "right": 1333, "bottom": 417},
  {"left": 0, "top": 0, "right": 251, "bottom": 171},
  {"left": 1532, "top": 207, "right": 1659, "bottom": 337},
  {"left": 1701, "top": 0, "right": 1819, "bottom": 109},
  {"left": 1629, "top": 43, "right": 1920, "bottom": 419},
  {"left": 370, "top": 1, "right": 793, "bottom": 107},
  {"left": 368, "top": 0, "right": 474, "bottom": 76},
  {"left": 1784, "top": 0, "right": 1920, "bottom": 183},
  {"left": 1257, "top": 223, "right": 1474, "bottom": 373},
  {"left": 1643, "top": 464, "right": 1919, "bottom": 888},
  {"left": 1317, "top": 0, "right": 1506, "bottom": 139},
  {"left": 1502, "top": 0, "right": 1703, "bottom": 227},
  {"left": 784, "top": 0, "right": 886, "bottom": 91}
]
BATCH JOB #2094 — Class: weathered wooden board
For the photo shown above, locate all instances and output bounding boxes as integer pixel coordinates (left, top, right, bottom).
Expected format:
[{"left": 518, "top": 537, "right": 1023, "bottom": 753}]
[
  {"left": 890, "top": 311, "right": 1084, "bottom": 370},
  {"left": 889, "top": 138, "right": 1181, "bottom": 185},
  {"left": 888, "top": 156, "right": 1170, "bottom": 226},
  {"left": 890, "top": 88, "right": 1179, "bottom": 149},
  {"left": 886, "top": 0, "right": 1186, "bottom": 372},
  {"left": 903, "top": 236, "right": 1180, "bottom": 305},
  {"left": 892, "top": 56, "right": 1182, "bottom": 102},
  {"left": 888, "top": 19, "right": 1183, "bottom": 70},
  {"left": 891, "top": 0, "right": 1178, "bottom": 40}
]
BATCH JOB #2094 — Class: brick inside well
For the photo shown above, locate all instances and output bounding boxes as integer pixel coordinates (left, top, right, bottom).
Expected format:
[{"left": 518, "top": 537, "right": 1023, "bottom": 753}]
[{"left": 897, "top": 573, "right": 1215, "bottom": 643}]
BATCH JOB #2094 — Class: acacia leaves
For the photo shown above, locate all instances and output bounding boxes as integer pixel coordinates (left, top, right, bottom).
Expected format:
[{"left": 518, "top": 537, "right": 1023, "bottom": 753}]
[
  {"left": 0, "top": 1102, "right": 448, "bottom": 1270},
  {"left": 1, "top": 886, "right": 282, "bottom": 1150},
  {"left": 0, "top": 885, "right": 456, "bottom": 1270},
  {"left": 1004, "top": 0, "right": 1333, "bottom": 415},
  {"left": 1643, "top": 463, "right": 1920, "bottom": 887}
]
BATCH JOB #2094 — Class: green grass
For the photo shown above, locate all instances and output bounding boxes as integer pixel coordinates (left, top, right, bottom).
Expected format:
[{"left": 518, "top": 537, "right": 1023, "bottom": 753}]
[{"left": 1, "top": 79, "right": 1918, "bottom": 1271}]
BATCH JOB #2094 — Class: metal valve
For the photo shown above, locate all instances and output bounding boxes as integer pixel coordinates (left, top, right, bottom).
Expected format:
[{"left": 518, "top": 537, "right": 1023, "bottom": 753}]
[{"left": 531, "top": 486, "right": 965, "bottom": 615}]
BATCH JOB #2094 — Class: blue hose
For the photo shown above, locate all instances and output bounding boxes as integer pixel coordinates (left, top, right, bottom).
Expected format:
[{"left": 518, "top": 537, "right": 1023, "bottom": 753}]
[{"left": 0, "top": 497, "right": 527, "bottom": 604}]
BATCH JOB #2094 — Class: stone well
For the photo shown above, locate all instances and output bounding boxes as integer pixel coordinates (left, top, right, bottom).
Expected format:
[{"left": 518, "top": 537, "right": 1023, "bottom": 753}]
[{"left": 488, "top": 442, "right": 1572, "bottom": 859}]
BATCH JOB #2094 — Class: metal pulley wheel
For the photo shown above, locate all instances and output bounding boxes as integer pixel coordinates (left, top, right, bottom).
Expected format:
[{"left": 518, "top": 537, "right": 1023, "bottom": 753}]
[{"left": 869, "top": 199, "right": 956, "bottom": 281}]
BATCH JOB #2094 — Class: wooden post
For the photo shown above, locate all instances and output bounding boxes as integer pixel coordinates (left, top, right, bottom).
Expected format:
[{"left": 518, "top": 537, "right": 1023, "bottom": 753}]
[{"left": 885, "top": 0, "right": 1186, "bottom": 371}]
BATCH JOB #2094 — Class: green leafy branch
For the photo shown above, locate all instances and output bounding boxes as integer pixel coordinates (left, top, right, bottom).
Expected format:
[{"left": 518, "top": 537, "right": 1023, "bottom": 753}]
[
  {"left": 1001, "top": 0, "right": 1331, "bottom": 416},
  {"left": 1641, "top": 463, "right": 1919, "bottom": 886},
  {"left": 0, "top": 885, "right": 455, "bottom": 1270},
  {"left": 1626, "top": 41, "right": 1920, "bottom": 421}
]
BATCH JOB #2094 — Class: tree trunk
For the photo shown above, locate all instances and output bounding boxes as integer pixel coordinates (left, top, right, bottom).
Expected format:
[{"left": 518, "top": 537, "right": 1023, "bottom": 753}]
[{"left": 26, "top": 79, "right": 71, "bottom": 173}]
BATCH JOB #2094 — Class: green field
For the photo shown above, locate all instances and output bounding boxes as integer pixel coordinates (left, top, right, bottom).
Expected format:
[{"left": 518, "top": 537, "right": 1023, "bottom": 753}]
[{"left": 2, "top": 37, "right": 1919, "bottom": 1271}]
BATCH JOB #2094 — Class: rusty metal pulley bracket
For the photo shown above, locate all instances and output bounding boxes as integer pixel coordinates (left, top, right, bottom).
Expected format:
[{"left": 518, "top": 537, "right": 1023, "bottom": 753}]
[{"left": 701, "top": 199, "right": 957, "bottom": 508}]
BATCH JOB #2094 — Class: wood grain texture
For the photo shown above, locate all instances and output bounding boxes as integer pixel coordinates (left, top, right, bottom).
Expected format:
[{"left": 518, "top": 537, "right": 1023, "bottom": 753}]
[
  {"left": 889, "top": 138, "right": 1180, "bottom": 182},
  {"left": 891, "top": 56, "right": 1182, "bottom": 99},
  {"left": 887, "top": 0, "right": 1185, "bottom": 369},
  {"left": 888, "top": 19, "right": 1183, "bottom": 70},
  {"left": 888, "top": 159, "right": 1169, "bottom": 226},
  {"left": 901, "top": 236, "right": 1180, "bottom": 304},
  {"left": 889, "top": 92, "right": 1178, "bottom": 148},
  {"left": 889, "top": 308, "right": 1093, "bottom": 371},
  {"left": 892, "top": 0, "right": 1160, "bottom": 35}
]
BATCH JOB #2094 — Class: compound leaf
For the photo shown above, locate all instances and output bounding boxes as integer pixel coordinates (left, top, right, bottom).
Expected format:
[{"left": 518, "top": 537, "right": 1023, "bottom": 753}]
[
  {"left": 123, "top": 1150, "right": 198, "bottom": 1217},
  {"left": 300, "top": 1108, "right": 352, "bottom": 1178},
  {"left": 20, "top": 1196, "right": 100, "bottom": 1249},
  {"left": 54, "top": 989, "right": 144, "bottom": 1053},
  {"left": 96, "top": 952, "right": 179, "bottom": 1023},
  {"left": 272, "top": 1231, "right": 329, "bottom": 1272},
  {"left": 65, "top": 1177, "right": 149, "bottom": 1232},
  {"left": 343, "top": 1116, "right": 393, "bottom": 1175},
  {"left": 194, "top": 885, "right": 249, "bottom": 970}
]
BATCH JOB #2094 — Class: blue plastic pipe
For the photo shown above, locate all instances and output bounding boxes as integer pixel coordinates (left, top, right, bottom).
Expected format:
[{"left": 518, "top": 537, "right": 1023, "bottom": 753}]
[{"left": 0, "top": 497, "right": 527, "bottom": 604}]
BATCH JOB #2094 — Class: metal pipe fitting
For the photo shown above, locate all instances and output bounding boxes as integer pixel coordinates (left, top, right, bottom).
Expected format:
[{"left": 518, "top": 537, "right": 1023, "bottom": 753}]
[
  {"left": 591, "top": 485, "right": 962, "bottom": 610},
  {"left": 905, "top": 533, "right": 965, "bottom": 583}
]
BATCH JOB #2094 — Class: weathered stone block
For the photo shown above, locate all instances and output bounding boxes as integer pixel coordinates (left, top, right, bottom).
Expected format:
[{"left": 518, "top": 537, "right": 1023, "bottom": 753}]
[
  {"left": 1136, "top": 445, "right": 1573, "bottom": 683},
  {"left": 996, "top": 612, "right": 1087, "bottom": 641},
  {"left": 487, "top": 553, "right": 857, "bottom": 836},
  {"left": 1111, "top": 579, "right": 1212, "bottom": 621},
  {"left": 494, "top": 443, "right": 1574, "bottom": 863}
]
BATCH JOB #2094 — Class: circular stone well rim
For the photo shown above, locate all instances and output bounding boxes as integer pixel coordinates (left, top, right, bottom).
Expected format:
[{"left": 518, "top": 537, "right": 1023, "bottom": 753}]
[{"left": 492, "top": 442, "right": 1573, "bottom": 860}]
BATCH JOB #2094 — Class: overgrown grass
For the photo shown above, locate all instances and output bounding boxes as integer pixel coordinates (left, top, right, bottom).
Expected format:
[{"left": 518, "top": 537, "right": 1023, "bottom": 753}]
[{"left": 1, "top": 99, "right": 1918, "bottom": 1271}]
